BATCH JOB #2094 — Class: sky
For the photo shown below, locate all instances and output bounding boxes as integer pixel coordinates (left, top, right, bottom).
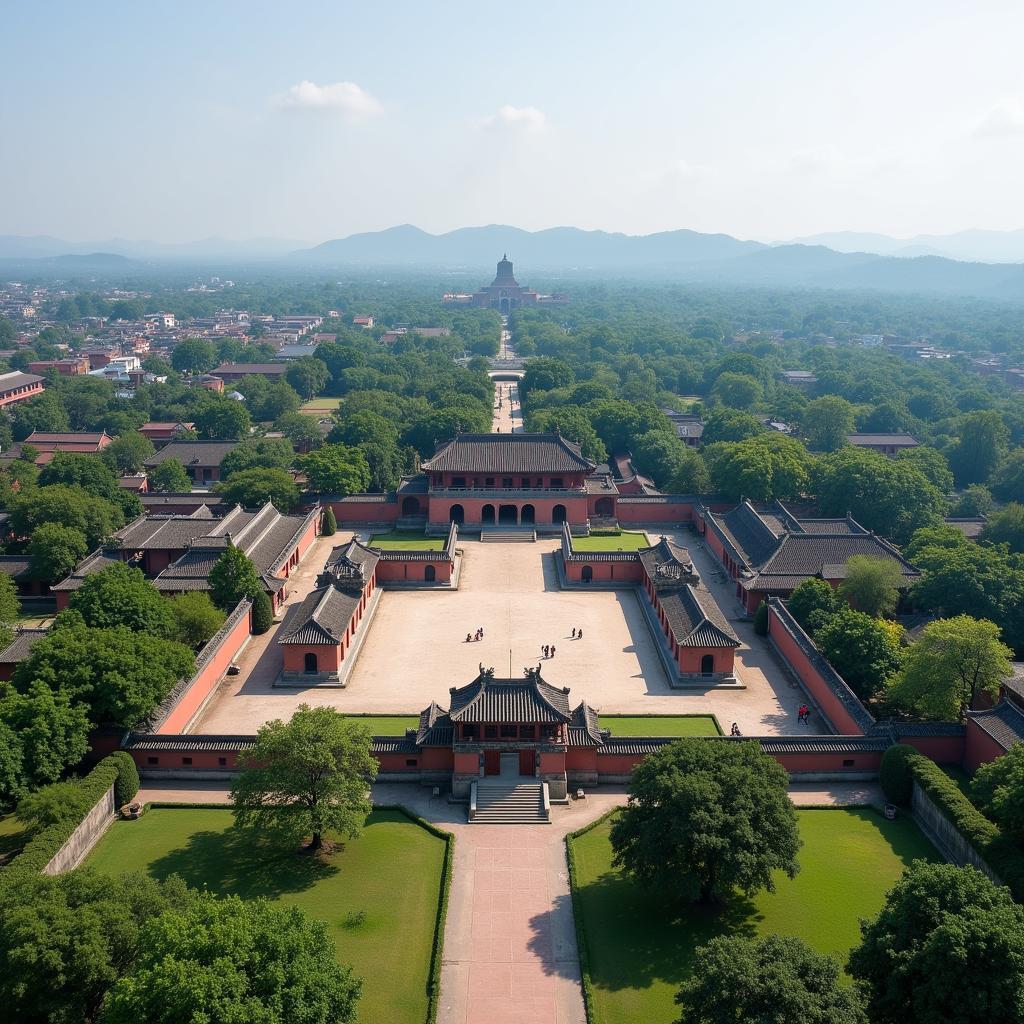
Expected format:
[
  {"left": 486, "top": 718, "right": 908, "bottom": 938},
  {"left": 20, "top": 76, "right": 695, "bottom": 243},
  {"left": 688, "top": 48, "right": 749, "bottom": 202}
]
[{"left": 2, "top": 0, "right": 1024, "bottom": 244}]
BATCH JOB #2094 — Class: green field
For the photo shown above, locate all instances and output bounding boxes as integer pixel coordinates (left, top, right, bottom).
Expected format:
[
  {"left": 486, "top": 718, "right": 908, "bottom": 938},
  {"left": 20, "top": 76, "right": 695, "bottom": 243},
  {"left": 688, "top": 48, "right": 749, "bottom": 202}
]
[
  {"left": 0, "top": 813, "right": 29, "bottom": 868},
  {"left": 87, "top": 807, "right": 447, "bottom": 1024},
  {"left": 572, "top": 531, "right": 650, "bottom": 552},
  {"left": 300, "top": 396, "right": 342, "bottom": 412},
  {"left": 368, "top": 532, "right": 446, "bottom": 551},
  {"left": 570, "top": 808, "right": 938, "bottom": 1024},
  {"left": 339, "top": 715, "right": 420, "bottom": 734},
  {"left": 600, "top": 715, "right": 721, "bottom": 737}
]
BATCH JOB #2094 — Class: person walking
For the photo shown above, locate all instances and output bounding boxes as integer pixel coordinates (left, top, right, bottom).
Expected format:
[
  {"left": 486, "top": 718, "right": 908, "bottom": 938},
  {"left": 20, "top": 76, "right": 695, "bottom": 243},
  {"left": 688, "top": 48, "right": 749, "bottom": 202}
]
[
  {"left": 571, "top": 627, "right": 576, "bottom": 638},
  {"left": 577, "top": 628, "right": 583, "bottom": 640},
  {"left": 551, "top": 644, "right": 556, "bottom": 658},
  {"left": 543, "top": 645, "right": 549, "bottom": 658}
]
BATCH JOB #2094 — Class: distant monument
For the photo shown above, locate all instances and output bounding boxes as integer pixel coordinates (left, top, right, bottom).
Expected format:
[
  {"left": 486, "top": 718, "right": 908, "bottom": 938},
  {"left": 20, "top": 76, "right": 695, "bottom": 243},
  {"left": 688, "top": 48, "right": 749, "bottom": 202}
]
[{"left": 442, "top": 255, "right": 569, "bottom": 313}]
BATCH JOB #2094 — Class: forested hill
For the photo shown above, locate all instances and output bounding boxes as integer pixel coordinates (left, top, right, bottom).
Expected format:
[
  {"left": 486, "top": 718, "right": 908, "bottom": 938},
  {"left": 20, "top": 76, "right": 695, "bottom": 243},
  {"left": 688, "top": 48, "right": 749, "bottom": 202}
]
[{"left": 298, "top": 225, "right": 1024, "bottom": 301}]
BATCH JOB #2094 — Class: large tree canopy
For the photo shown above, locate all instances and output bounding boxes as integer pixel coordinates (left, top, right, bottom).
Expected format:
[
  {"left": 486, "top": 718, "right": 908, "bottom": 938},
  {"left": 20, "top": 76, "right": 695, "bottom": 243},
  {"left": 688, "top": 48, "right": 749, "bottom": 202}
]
[
  {"left": 68, "top": 563, "right": 175, "bottom": 637},
  {"left": 609, "top": 738, "right": 800, "bottom": 904}
]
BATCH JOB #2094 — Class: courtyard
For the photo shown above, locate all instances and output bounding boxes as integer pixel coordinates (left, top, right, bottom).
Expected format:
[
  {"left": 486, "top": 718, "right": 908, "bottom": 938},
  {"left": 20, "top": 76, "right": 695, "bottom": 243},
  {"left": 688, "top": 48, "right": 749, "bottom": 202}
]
[
  {"left": 195, "top": 535, "right": 819, "bottom": 735},
  {"left": 86, "top": 805, "right": 448, "bottom": 1024},
  {"left": 569, "top": 807, "right": 938, "bottom": 1024}
]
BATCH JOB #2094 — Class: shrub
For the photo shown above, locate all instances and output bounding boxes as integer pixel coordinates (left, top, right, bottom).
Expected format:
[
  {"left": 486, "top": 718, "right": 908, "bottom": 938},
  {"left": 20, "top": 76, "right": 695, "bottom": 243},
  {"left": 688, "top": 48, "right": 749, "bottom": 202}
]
[
  {"left": 753, "top": 601, "right": 769, "bottom": 636},
  {"left": 879, "top": 743, "right": 917, "bottom": 806},
  {"left": 251, "top": 591, "right": 274, "bottom": 635},
  {"left": 108, "top": 750, "right": 140, "bottom": 806},
  {"left": 322, "top": 506, "right": 337, "bottom": 536}
]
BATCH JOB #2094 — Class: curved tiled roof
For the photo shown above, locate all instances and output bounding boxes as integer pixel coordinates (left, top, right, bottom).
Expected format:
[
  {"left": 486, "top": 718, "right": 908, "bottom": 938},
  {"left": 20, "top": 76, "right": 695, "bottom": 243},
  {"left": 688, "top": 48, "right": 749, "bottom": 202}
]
[
  {"left": 276, "top": 584, "right": 361, "bottom": 645},
  {"left": 422, "top": 433, "right": 594, "bottom": 474},
  {"left": 448, "top": 671, "right": 572, "bottom": 723},
  {"left": 568, "top": 703, "right": 604, "bottom": 746},
  {"left": 660, "top": 585, "right": 740, "bottom": 648},
  {"left": 967, "top": 701, "right": 1024, "bottom": 751}
]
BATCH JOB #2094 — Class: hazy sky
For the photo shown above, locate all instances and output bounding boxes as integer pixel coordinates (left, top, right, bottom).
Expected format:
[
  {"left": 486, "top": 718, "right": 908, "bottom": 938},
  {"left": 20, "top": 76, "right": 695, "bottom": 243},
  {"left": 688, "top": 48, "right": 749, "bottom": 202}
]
[{"left": 3, "top": 1, "right": 1024, "bottom": 243}]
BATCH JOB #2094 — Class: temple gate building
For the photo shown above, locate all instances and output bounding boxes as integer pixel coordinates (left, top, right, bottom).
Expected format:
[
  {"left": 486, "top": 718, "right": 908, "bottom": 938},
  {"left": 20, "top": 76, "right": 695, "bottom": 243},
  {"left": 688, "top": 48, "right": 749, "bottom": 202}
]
[{"left": 442, "top": 255, "right": 569, "bottom": 312}]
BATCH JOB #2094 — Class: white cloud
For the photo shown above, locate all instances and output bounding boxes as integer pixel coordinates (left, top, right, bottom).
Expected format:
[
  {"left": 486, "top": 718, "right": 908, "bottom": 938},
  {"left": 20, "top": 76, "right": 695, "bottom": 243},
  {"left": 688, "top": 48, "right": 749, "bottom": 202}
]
[
  {"left": 480, "top": 104, "right": 548, "bottom": 132},
  {"left": 274, "top": 80, "right": 381, "bottom": 118},
  {"left": 975, "top": 97, "right": 1024, "bottom": 138}
]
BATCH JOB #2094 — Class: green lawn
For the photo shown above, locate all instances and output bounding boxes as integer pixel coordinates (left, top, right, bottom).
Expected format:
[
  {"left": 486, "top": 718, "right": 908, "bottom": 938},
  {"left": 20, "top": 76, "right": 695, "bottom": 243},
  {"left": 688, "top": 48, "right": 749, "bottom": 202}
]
[
  {"left": 0, "top": 813, "right": 29, "bottom": 868},
  {"left": 570, "top": 808, "right": 938, "bottom": 1024},
  {"left": 600, "top": 715, "right": 721, "bottom": 737},
  {"left": 87, "top": 807, "right": 447, "bottom": 1024},
  {"left": 572, "top": 531, "right": 650, "bottom": 552},
  {"left": 368, "top": 532, "right": 446, "bottom": 551},
  {"left": 300, "top": 396, "right": 342, "bottom": 412},
  {"left": 340, "top": 715, "right": 420, "bottom": 735}
]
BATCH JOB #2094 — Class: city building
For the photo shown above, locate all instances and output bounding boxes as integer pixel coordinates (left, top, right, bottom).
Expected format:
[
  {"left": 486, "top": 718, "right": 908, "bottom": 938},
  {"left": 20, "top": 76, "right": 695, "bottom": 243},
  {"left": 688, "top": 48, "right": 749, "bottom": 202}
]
[
  {"left": 210, "top": 362, "right": 289, "bottom": 382},
  {"left": 143, "top": 439, "right": 240, "bottom": 485},
  {"left": 0, "top": 369, "right": 45, "bottom": 408},
  {"left": 442, "top": 256, "right": 569, "bottom": 313},
  {"left": 845, "top": 432, "right": 919, "bottom": 455}
]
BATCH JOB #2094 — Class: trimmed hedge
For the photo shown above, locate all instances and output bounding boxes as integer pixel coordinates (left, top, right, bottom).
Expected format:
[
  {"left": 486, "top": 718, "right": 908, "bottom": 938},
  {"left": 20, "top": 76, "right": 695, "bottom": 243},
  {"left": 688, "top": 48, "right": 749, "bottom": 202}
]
[
  {"left": 108, "top": 751, "right": 140, "bottom": 807},
  {"left": 889, "top": 746, "right": 1024, "bottom": 902},
  {"left": 879, "top": 743, "right": 917, "bottom": 806},
  {"left": 4, "top": 754, "right": 138, "bottom": 876},
  {"left": 374, "top": 805, "right": 454, "bottom": 1024}
]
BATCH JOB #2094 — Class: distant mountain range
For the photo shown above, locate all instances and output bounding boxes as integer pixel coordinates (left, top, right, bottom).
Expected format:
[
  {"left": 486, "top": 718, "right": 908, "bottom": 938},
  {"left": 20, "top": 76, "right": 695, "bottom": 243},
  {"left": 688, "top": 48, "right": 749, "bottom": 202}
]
[{"left": 3, "top": 224, "right": 1024, "bottom": 300}]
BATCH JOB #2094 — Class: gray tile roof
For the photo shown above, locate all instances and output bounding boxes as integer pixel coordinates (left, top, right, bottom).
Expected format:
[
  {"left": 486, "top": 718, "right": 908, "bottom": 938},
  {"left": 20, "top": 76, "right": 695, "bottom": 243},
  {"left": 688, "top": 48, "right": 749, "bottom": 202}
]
[
  {"left": 212, "top": 363, "right": 289, "bottom": 376},
  {"left": 846, "top": 433, "right": 919, "bottom": 446},
  {"left": 567, "top": 703, "right": 604, "bottom": 747},
  {"left": 416, "top": 702, "right": 454, "bottom": 746},
  {"left": 0, "top": 627, "right": 49, "bottom": 664},
  {"left": 448, "top": 670, "right": 572, "bottom": 723},
  {"left": 660, "top": 585, "right": 740, "bottom": 648},
  {"left": 0, "top": 370, "right": 43, "bottom": 392},
  {"left": 422, "top": 433, "right": 594, "bottom": 474},
  {"left": 638, "top": 537, "right": 699, "bottom": 591},
  {"left": 277, "top": 584, "right": 361, "bottom": 645},
  {"left": 0, "top": 554, "right": 32, "bottom": 580},
  {"left": 967, "top": 700, "right": 1024, "bottom": 751},
  {"left": 144, "top": 440, "right": 240, "bottom": 468},
  {"left": 749, "top": 533, "right": 918, "bottom": 584}
]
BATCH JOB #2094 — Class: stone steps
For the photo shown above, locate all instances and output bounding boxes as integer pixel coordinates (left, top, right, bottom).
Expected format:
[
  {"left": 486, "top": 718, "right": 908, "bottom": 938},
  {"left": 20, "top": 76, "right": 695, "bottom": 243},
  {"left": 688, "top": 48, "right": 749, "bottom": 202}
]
[
  {"left": 481, "top": 529, "right": 537, "bottom": 543},
  {"left": 471, "top": 781, "right": 549, "bottom": 824}
]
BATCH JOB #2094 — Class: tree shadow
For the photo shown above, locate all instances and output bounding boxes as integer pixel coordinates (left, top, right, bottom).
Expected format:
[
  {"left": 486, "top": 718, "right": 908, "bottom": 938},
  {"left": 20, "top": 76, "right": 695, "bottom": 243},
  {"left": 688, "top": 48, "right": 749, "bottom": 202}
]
[
  {"left": 525, "top": 892, "right": 580, "bottom": 978},
  {"left": 573, "top": 869, "right": 760, "bottom": 992},
  {"left": 147, "top": 825, "right": 339, "bottom": 899}
]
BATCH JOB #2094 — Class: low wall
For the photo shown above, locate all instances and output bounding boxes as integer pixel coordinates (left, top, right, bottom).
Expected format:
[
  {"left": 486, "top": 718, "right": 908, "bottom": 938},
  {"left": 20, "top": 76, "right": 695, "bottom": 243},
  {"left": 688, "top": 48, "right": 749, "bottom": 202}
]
[
  {"left": 615, "top": 496, "right": 696, "bottom": 523},
  {"left": 330, "top": 496, "right": 400, "bottom": 525},
  {"left": 911, "top": 780, "right": 1002, "bottom": 884},
  {"left": 153, "top": 599, "right": 252, "bottom": 734},
  {"left": 43, "top": 784, "right": 116, "bottom": 875},
  {"left": 766, "top": 598, "right": 875, "bottom": 736}
]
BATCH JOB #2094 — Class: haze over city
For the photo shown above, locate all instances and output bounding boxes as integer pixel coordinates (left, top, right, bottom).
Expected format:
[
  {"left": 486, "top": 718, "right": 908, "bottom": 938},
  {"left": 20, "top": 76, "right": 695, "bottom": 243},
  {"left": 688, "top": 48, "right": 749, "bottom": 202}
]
[{"left": 3, "top": 1, "right": 1024, "bottom": 244}]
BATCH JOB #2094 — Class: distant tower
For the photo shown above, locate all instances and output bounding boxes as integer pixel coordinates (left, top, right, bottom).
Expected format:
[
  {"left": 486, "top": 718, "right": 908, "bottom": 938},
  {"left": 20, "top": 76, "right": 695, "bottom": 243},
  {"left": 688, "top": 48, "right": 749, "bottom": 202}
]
[{"left": 491, "top": 254, "right": 519, "bottom": 287}]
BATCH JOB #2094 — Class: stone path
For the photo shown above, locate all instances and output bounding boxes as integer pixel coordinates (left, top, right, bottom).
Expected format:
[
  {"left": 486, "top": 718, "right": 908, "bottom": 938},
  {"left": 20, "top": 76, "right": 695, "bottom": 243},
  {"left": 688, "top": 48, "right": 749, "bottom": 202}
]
[{"left": 492, "top": 379, "right": 523, "bottom": 434}]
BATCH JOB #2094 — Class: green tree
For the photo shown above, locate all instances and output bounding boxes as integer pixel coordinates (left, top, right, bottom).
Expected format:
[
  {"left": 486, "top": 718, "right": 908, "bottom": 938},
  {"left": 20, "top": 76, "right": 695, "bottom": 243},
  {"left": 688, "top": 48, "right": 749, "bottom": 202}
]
[
  {"left": 710, "top": 371, "right": 763, "bottom": 410},
  {"left": 68, "top": 563, "right": 175, "bottom": 636},
  {"left": 675, "top": 934, "right": 866, "bottom": 1024},
  {"left": 0, "top": 681, "right": 91, "bottom": 790},
  {"left": 815, "top": 609, "right": 903, "bottom": 699},
  {"left": 979, "top": 503, "right": 1024, "bottom": 553},
  {"left": 787, "top": 577, "right": 839, "bottom": 631},
  {"left": 889, "top": 615, "right": 1013, "bottom": 720},
  {"left": 299, "top": 443, "right": 371, "bottom": 496},
  {"left": 972, "top": 743, "right": 1024, "bottom": 839},
  {"left": 194, "top": 400, "right": 251, "bottom": 440},
  {"left": 148, "top": 458, "right": 191, "bottom": 492},
  {"left": 895, "top": 446, "right": 955, "bottom": 494},
  {"left": 208, "top": 545, "right": 263, "bottom": 609},
  {"left": 285, "top": 356, "right": 330, "bottom": 400},
  {"left": 992, "top": 448, "right": 1024, "bottom": 503},
  {"left": 14, "top": 777, "right": 97, "bottom": 829},
  {"left": 952, "top": 483, "right": 993, "bottom": 517},
  {"left": 813, "top": 446, "right": 945, "bottom": 543},
  {"left": 0, "top": 869, "right": 190, "bottom": 1024},
  {"left": 231, "top": 705, "right": 376, "bottom": 851},
  {"left": 39, "top": 451, "right": 122, "bottom": 500},
  {"left": 527, "top": 406, "right": 607, "bottom": 463},
  {"left": 848, "top": 862, "right": 1024, "bottom": 1024},
  {"left": 0, "top": 571, "right": 19, "bottom": 630},
  {"left": 101, "top": 431, "right": 155, "bottom": 474},
  {"left": 167, "top": 591, "right": 226, "bottom": 649},
  {"left": 215, "top": 466, "right": 299, "bottom": 510},
  {"left": 251, "top": 589, "right": 274, "bottom": 634},
  {"left": 219, "top": 437, "right": 295, "bottom": 478},
  {"left": 838, "top": 554, "right": 904, "bottom": 617},
  {"left": 700, "top": 407, "right": 763, "bottom": 446},
  {"left": 703, "top": 434, "right": 810, "bottom": 502},
  {"left": 275, "top": 410, "right": 325, "bottom": 450},
  {"left": 13, "top": 625, "right": 195, "bottom": 727},
  {"left": 802, "top": 395, "right": 856, "bottom": 452},
  {"left": 9, "top": 392, "right": 71, "bottom": 439},
  {"left": 27, "top": 522, "right": 89, "bottom": 584},
  {"left": 520, "top": 357, "right": 575, "bottom": 400},
  {"left": 170, "top": 338, "right": 218, "bottom": 374},
  {"left": 949, "top": 409, "right": 1009, "bottom": 487},
  {"left": 322, "top": 505, "right": 337, "bottom": 536},
  {"left": 11, "top": 484, "right": 124, "bottom": 548},
  {"left": 103, "top": 893, "right": 361, "bottom": 1024},
  {"left": 664, "top": 447, "right": 711, "bottom": 494},
  {"left": 609, "top": 738, "right": 800, "bottom": 904}
]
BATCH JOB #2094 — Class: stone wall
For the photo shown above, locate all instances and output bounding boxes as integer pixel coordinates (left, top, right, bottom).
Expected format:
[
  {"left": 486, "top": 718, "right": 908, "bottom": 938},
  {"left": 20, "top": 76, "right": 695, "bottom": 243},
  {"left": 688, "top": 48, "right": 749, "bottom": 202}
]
[
  {"left": 42, "top": 784, "right": 116, "bottom": 875},
  {"left": 911, "top": 780, "right": 1002, "bottom": 884}
]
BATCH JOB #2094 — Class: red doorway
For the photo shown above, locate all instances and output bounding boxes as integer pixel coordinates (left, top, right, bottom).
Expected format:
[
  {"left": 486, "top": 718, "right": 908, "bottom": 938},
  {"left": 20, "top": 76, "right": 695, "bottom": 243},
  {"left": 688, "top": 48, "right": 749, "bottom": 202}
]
[
  {"left": 483, "top": 750, "right": 500, "bottom": 775},
  {"left": 519, "top": 750, "right": 535, "bottom": 776}
]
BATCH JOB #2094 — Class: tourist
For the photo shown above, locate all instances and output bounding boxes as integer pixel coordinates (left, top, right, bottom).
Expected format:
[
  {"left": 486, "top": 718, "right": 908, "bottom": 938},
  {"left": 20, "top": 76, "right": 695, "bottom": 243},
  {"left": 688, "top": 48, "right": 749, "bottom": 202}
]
[
  {"left": 543, "top": 644, "right": 549, "bottom": 658},
  {"left": 466, "top": 633, "right": 472, "bottom": 643},
  {"left": 577, "top": 628, "right": 583, "bottom": 639},
  {"left": 730, "top": 722, "right": 741, "bottom": 736},
  {"left": 571, "top": 627, "right": 576, "bottom": 638},
  {"left": 551, "top": 644, "right": 556, "bottom": 658}
]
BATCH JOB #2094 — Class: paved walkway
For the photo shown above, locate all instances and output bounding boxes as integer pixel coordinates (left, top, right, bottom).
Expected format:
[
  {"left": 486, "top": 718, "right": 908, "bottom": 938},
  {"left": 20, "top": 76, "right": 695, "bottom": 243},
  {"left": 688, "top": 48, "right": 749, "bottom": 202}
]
[{"left": 492, "top": 379, "right": 523, "bottom": 434}]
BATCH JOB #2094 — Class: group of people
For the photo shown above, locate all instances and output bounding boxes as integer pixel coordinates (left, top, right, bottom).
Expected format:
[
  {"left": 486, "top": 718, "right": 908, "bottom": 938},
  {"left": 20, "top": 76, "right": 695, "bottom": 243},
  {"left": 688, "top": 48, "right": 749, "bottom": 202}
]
[
  {"left": 570, "top": 627, "right": 584, "bottom": 639},
  {"left": 730, "top": 722, "right": 742, "bottom": 736},
  {"left": 542, "top": 644, "right": 557, "bottom": 658},
  {"left": 465, "top": 626, "right": 486, "bottom": 643},
  {"left": 797, "top": 703, "right": 811, "bottom": 724}
]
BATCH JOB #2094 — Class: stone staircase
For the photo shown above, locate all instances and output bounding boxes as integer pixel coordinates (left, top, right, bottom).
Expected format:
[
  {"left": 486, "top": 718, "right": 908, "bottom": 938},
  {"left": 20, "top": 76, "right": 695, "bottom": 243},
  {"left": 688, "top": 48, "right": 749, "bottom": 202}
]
[
  {"left": 470, "top": 780, "right": 550, "bottom": 824},
  {"left": 481, "top": 528, "right": 537, "bottom": 543}
]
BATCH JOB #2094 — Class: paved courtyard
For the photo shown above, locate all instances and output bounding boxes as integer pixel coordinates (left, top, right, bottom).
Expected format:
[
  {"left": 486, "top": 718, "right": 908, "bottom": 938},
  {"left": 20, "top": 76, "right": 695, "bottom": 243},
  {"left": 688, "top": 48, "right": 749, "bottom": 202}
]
[{"left": 195, "top": 536, "right": 820, "bottom": 735}]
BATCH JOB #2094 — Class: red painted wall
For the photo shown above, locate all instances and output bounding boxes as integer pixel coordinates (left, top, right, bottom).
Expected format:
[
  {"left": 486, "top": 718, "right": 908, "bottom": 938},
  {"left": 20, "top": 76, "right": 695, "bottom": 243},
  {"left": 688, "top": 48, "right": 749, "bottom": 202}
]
[
  {"left": 564, "top": 560, "right": 643, "bottom": 583},
  {"left": 767, "top": 604, "right": 867, "bottom": 736},
  {"left": 964, "top": 718, "right": 1008, "bottom": 773},
  {"left": 331, "top": 499, "right": 400, "bottom": 524},
  {"left": 616, "top": 500, "right": 695, "bottom": 523},
  {"left": 375, "top": 558, "right": 453, "bottom": 583},
  {"left": 157, "top": 604, "right": 253, "bottom": 733},
  {"left": 129, "top": 748, "right": 241, "bottom": 772},
  {"left": 429, "top": 495, "right": 589, "bottom": 526},
  {"left": 282, "top": 643, "right": 342, "bottom": 673},
  {"left": 899, "top": 735, "right": 966, "bottom": 764}
]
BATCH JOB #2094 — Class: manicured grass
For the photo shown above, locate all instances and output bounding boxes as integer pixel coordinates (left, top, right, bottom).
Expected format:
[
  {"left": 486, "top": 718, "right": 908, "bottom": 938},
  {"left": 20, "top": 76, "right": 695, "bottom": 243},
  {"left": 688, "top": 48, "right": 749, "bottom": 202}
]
[
  {"left": 0, "top": 813, "right": 30, "bottom": 868},
  {"left": 87, "top": 807, "right": 446, "bottom": 1024},
  {"left": 572, "top": 531, "right": 649, "bottom": 552},
  {"left": 339, "top": 714, "right": 420, "bottom": 735},
  {"left": 15, "top": 612, "right": 53, "bottom": 627},
  {"left": 300, "top": 396, "right": 342, "bottom": 412},
  {"left": 570, "top": 807, "right": 938, "bottom": 1024},
  {"left": 600, "top": 715, "right": 721, "bottom": 737},
  {"left": 368, "top": 532, "right": 446, "bottom": 551}
]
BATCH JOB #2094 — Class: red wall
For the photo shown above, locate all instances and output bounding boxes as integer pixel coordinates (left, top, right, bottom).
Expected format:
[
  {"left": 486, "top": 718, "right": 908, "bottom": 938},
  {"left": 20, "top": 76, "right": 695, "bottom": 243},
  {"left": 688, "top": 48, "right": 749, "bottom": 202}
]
[
  {"left": 964, "top": 718, "right": 1007, "bottom": 773},
  {"left": 157, "top": 603, "right": 253, "bottom": 733},
  {"left": 429, "top": 495, "right": 588, "bottom": 526},
  {"left": 616, "top": 500, "right": 695, "bottom": 523},
  {"left": 564, "top": 559, "right": 643, "bottom": 583},
  {"left": 376, "top": 558, "right": 453, "bottom": 583},
  {"left": 767, "top": 604, "right": 868, "bottom": 736},
  {"left": 331, "top": 499, "right": 400, "bottom": 524},
  {"left": 282, "top": 643, "right": 342, "bottom": 673},
  {"left": 899, "top": 735, "right": 966, "bottom": 764}
]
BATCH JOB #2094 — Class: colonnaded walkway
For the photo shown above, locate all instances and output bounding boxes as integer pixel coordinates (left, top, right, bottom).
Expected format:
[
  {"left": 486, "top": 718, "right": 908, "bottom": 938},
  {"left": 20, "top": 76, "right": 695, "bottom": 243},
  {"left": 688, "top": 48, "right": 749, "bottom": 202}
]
[{"left": 135, "top": 780, "right": 884, "bottom": 1024}]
